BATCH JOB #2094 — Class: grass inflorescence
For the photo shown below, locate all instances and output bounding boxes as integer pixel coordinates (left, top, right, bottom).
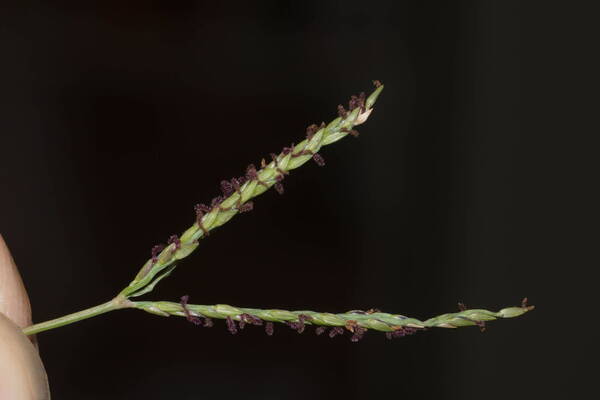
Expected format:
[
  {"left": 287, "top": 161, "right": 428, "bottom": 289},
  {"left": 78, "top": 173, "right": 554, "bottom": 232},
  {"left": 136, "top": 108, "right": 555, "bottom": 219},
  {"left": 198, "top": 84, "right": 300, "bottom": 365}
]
[{"left": 21, "top": 81, "right": 534, "bottom": 340}]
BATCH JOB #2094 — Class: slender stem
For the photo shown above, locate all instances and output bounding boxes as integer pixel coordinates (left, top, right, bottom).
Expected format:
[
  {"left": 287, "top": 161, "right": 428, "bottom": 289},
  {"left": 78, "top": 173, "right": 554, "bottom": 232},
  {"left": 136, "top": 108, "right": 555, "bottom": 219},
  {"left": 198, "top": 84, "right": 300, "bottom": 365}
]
[{"left": 22, "top": 296, "right": 132, "bottom": 336}]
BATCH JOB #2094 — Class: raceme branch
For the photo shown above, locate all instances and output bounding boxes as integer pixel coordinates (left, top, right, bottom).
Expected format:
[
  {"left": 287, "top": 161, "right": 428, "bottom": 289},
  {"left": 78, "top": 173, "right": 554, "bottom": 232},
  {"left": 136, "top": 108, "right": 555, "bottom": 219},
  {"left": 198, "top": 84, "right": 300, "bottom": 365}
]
[{"left": 134, "top": 297, "right": 535, "bottom": 342}]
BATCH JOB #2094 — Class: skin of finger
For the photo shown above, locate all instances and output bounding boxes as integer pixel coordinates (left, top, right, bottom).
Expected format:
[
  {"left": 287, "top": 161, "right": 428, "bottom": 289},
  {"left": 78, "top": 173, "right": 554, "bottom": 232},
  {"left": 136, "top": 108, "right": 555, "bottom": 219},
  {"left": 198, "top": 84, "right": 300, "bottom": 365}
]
[
  {"left": 0, "top": 234, "right": 49, "bottom": 398},
  {"left": 0, "top": 313, "right": 50, "bottom": 399},
  {"left": 0, "top": 234, "right": 32, "bottom": 329}
]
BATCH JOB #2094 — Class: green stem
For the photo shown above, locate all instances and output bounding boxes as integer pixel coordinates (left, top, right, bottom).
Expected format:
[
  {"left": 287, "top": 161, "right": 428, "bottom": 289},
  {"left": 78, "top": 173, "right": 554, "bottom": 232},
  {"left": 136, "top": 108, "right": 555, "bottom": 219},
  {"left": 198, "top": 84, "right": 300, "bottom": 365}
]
[{"left": 22, "top": 297, "right": 132, "bottom": 336}]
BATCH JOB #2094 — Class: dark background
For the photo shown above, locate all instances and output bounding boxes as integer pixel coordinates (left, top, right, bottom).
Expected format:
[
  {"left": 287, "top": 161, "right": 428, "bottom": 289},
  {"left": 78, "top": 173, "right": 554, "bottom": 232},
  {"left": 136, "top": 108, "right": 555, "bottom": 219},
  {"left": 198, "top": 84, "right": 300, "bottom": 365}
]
[{"left": 1, "top": 1, "right": 597, "bottom": 399}]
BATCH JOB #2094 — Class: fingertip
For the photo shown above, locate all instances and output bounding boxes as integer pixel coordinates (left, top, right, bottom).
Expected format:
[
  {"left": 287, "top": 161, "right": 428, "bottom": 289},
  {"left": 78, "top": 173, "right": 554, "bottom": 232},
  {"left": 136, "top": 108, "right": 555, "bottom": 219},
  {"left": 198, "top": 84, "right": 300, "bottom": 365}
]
[
  {"left": 0, "top": 234, "right": 33, "bottom": 329},
  {"left": 0, "top": 313, "right": 50, "bottom": 399}
]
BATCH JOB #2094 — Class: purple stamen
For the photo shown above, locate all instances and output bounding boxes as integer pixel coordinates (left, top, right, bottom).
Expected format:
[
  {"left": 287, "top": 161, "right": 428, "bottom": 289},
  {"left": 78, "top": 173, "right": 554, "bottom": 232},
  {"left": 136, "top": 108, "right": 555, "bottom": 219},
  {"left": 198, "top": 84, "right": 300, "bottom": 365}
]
[
  {"left": 274, "top": 182, "right": 284, "bottom": 195},
  {"left": 226, "top": 316, "right": 238, "bottom": 335},
  {"left": 282, "top": 143, "right": 295, "bottom": 155},
  {"left": 211, "top": 196, "right": 224, "bottom": 208},
  {"left": 265, "top": 322, "right": 274, "bottom": 336},
  {"left": 476, "top": 320, "right": 486, "bottom": 332},
  {"left": 404, "top": 327, "right": 418, "bottom": 335},
  {"left": 294, "top": 314, "right": 312, "bottom": 333},
  {"left": 151, "top": 244, "right": 165, "bottom": 264},
  {"left": 306, "top": 124, "right": 319, "bottom": 140},
  {"left": 167, "top": 235, "right": 181, "bottom": 251},
  {"left": 340, "top": 127, "right": 360, "bottom": 137},
  {"left": 231, "top": 177, "right": 241, "bottom": 191},
  {"left": 246, "top": 164, "right": 258, "bottom": 180},
  {"left": 386, "top": 329, "right": 405, "bottom": 339},
  {"left": 239, "top": 313, "right": 263, "bottom": 329},
  {"left": 194, "top": 204, "right": 210, "bottom": 236},
  {"left": 221, "top": 180, "right": 234, "bottom": 197},
  {"left": 312, "top": 153, "right": 325, "bottom": 167},
  {"left": 348, "top": 92, "right": 366, "bottom": 111},
  {"left": 179, "top": 295, "right": 202, "bottom": 325},
  {"left": 237, "top": 175, "right": 248, "bottom": 186},
  {"left": 286, "top": 321, "right": 302, "bottom": 333},
  {"left": 195, "top": 203, "right": 211, "bottom": 214},
  {"left": 239, "top": 201, "right": 254, "bottom": 213},
  {"left": 328, "top": 327, "right": 345, "bottom": 338},
  {"left": 350, "top": 326, "right": 367, "bottom": 342}
]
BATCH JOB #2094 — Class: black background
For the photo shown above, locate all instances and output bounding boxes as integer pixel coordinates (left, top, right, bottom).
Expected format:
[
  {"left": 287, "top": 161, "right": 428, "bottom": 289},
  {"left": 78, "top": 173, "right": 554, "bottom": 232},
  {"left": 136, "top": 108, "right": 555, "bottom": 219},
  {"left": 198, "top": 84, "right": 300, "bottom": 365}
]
[{"left": 1, "top": 1, "right": 597, "bottom": 399}]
